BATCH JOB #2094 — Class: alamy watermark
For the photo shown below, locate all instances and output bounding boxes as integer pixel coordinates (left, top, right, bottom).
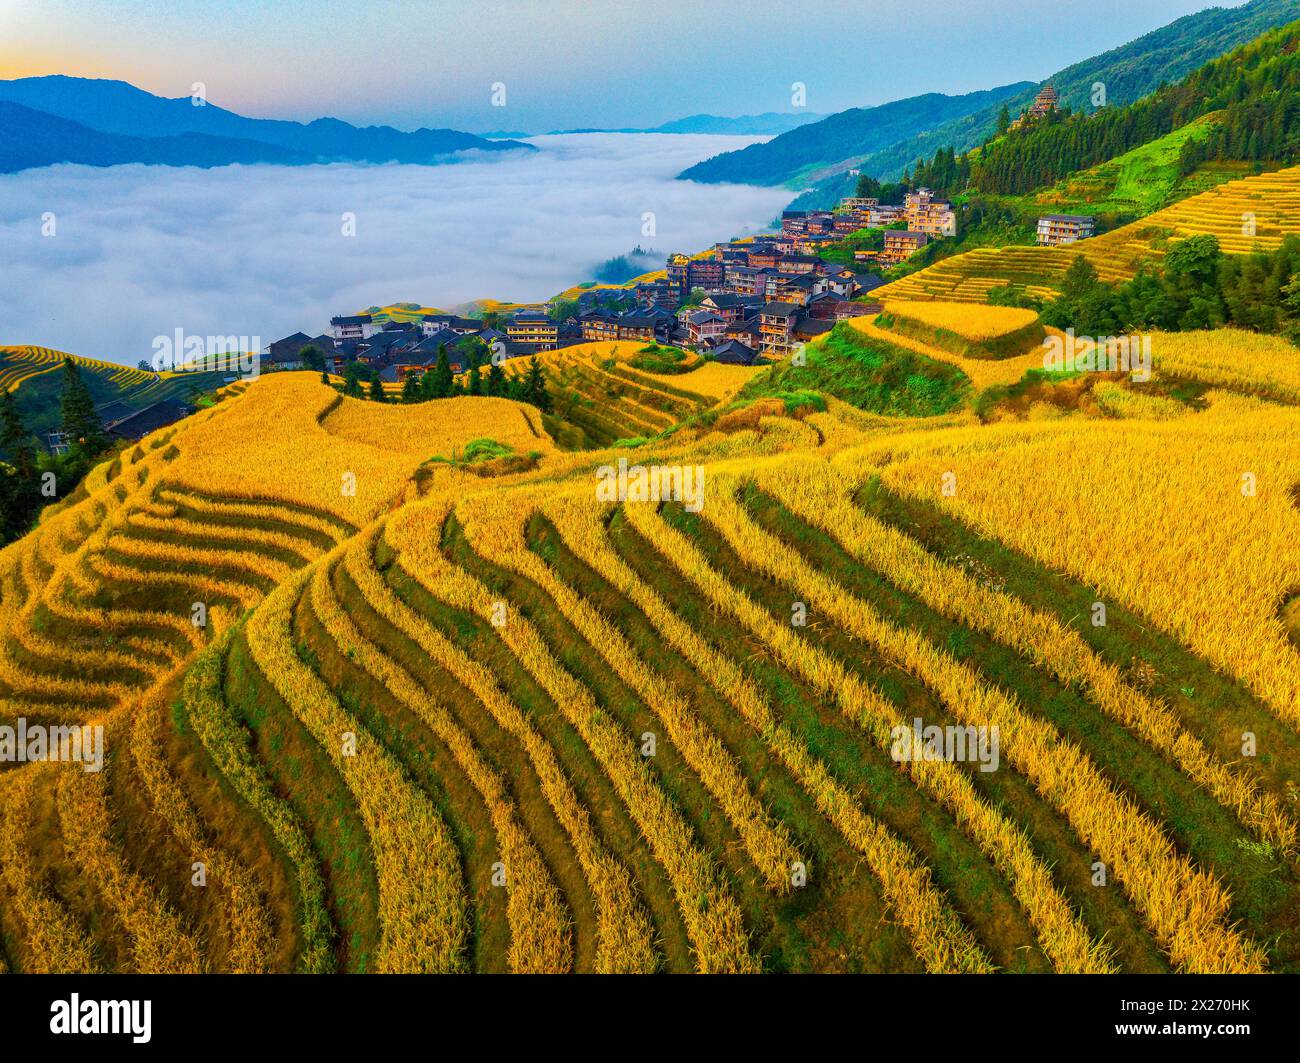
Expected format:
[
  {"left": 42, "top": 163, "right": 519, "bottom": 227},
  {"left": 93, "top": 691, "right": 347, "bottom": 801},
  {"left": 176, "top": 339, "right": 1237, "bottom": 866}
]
[
  {"left": 0, "top": 718, "right": 104, "bottom": 772},
  {"left": 151, "top": 328, "right": 261, "bottom": 378},
  {"left": 1042, "top": 329, "right": 1151, "bottom": 382},
  {"left": 595, "top": 456, "right": 705, "bottom": 512},
  {"left": 890, "top": 718, "right": 1000, "bottom": 772},
  {"left": 50, "top": 994, "right": 150, "bottom": 1043}
]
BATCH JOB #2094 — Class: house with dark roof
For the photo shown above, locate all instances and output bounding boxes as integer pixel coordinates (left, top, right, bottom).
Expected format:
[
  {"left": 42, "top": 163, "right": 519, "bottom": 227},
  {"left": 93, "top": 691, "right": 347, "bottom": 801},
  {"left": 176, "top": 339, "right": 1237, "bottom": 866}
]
[
  {"left": 772, "top": 273, "right": 818, "bottom": 305},
  {"left": 805, "top": 292, "right": 845, "bottom": 320},
  {"left": 700, "top": 293, "right": 758, "bottom": 323},
  {"left": 264, "top": 331, "right": 314, "bottom": 370},
  {"left": 710, "top": 339, "right": 759, "bottom": 366},
  {"left": 687, "top": 311, "right": 726, "bottom": 348},
  {"left": 420, "top": 328, "right": 465, "bottom": 352},
  {"left": 265, "top": 331, "right": 332, "bottom": 371},
  {"left": 579, "top": 312, "right": 668, "bottom": 344},
  {"left": 330, "top": 314, "right": 379, "bottom": 344},
  {"left": 94, "top": 400, "right": 136, "bottom": 425},
  {"left": 506, "top": 310, "right": 559, "bottom": 351},
  {"left": 1037, "top": 214, "right": 1096, "bottom": 245},
  {"left": 759, "top": 302, "right": 801, "bottom": 356},
  {"left": 793, "top": 316, "right": 834, "bottom": 342},
  {"left": 880, "top": 230, "right": 929, "bottom": 265},
  {"left": 778, "top": 253, "right": 823, "bottom": 275},
  {"left": 421, "top": 314, "right": 481, "bottom": 336},
  {"left": 357, "top": 330, "right": 412, "bottom": 364},
  {"left": 725, "top": 319, "right": 762, "bottom": 345},
  {"left": 105, "top": 398, "right": 195, "bottom": 442}
]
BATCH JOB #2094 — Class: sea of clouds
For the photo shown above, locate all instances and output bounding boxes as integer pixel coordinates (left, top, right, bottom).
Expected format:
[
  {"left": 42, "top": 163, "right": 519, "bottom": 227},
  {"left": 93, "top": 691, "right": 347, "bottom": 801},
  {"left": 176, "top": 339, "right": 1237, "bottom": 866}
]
[{"left": 0, "top": 133, "right": 794, "bottom": 364}]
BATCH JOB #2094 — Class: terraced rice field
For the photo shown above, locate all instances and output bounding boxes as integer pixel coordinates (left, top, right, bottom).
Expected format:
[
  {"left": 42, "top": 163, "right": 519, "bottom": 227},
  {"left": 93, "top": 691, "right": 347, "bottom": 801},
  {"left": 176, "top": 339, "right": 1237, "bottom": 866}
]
[
  {"left": 0, "top": 345, "right": 232, "bottom": 417},
  {"left": 878, "top": 164, "right": 1300, "bottom": 304},
  {"left": 512, "top": 341, "right": 764, "bottom": 448},
  {"left": 2, "top": 352, "right": 1299, "bottom": 974},
  {"left": 0, "top": 346, "right": 157, "bottom": 392}
]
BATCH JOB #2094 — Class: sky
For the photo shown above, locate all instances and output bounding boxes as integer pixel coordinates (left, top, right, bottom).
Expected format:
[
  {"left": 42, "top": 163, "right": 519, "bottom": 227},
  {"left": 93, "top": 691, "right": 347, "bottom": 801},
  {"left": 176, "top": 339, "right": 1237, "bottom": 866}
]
[
  {"left": 0, "top": 0, "right": 1245, "bottom": 132},
  {"left": 0, "top": 135, "right": 793, "bottom": 363}
]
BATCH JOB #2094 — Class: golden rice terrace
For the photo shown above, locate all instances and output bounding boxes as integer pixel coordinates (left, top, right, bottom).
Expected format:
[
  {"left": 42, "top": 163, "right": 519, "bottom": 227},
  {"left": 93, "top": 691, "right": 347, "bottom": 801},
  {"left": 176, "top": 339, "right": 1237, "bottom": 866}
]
[{"left": 3, "top": 336, "right": 1300, "bottom": 973}]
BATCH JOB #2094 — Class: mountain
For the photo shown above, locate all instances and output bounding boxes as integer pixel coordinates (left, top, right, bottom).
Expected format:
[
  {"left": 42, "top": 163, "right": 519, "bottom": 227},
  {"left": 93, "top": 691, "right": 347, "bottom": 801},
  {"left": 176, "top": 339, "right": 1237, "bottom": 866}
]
[
  {"left": 851, "top": 0, "right": 1300, "bottom": 184},
  {"left": 685, "top": 0, "right": 1300, "bottom": 195},
  {"left": 0, "top": 75, "right": 532, "bottom": 168},
  {"left": 676, "top": 85, "right": 1030, "bottom": 187},
  {"left": 649, "top": 112, "right": 826, "bottom": 135},
  {"left": 964, "top": 21, "right": 1300, "bottom": 197},
  {"left": 547, "top": 112, "right": 827, "bottom": 136},
  {"left": 0, "top": 101, "right": 315, "bottom": 173}
]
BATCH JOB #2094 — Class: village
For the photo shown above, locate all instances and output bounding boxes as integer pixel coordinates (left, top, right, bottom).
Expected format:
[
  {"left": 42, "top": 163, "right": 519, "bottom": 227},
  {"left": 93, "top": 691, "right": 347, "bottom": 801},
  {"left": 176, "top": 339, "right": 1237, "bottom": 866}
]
[{"left": 260, "top": 85, "right": 1096, "bottom": 384}]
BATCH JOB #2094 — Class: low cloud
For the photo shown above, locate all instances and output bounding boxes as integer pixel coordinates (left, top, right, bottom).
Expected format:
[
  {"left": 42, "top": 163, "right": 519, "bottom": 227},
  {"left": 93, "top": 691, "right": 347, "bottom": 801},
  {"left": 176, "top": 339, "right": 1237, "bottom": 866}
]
[{"left": 0, "top": 134, "right": 792, "bottom": 363}]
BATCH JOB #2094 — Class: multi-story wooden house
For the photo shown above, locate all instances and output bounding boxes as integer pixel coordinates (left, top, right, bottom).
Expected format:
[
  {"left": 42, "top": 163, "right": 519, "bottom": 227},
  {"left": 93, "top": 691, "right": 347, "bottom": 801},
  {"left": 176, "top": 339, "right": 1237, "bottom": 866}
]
[
  {"left": 880, "top": 230, "right": 929, "bottom": 265},
  {"left": 506, "top": 310, "right": 559, "bottom": 350},
  {"left": 1036, "top": 214, "right": 1096, "bottom": 245},
  {"left": 758, "top": 301, "right": 800, "bottom": 356},
  {"left": 905, "top": 188, "right": 957, "bottom": 238},
  {"left": 330, "top": 314, "right": 379, "bottom": 345}
]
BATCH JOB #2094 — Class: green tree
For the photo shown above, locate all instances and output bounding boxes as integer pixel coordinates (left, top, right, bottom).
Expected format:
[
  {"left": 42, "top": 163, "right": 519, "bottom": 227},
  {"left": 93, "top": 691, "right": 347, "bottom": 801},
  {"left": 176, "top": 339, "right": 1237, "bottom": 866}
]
[
  {"left": 368, "top": 376, "right": 387, "bottom": 402},
  {"left": 60, "top": 358, "right": 107, "bottom": 455},
  {"left": 0, "top": 388, "right": 39, "bottom": 543},
  {"left": 320, "top": 369, "right": 331, "bottom": 386},
  {"left": 429, "top": 344, "right": 454, "bottom": 399},
  {"left": 342, "top": 360, "right": 365, "bottom": 398},
  {"left": 548, "top": 298, "right": 579, "bottom": 322},
  {"left": 995, "top": 104, "right": 1011, "bottom": 137},
  {"left": 521, "top": 356, "right": 552, "bottom": 413},
  {"left": 467, "top": 364, "right": 483, "bottom": 396},
  {"left": 486, "top": 360, "right": 507, "bottom": 397},
  {"left": 1060, "top": 256, "right": 1100, "bottom": 300},
  {"left": 299, "top": 343, "right": 325, "bottom": 372},
  {"left": 678, "top": 288, "right": 706, "bottom": 311},
  {"left": 456, "top": 335, "right": 489, "bottom": 372},
  {"left": 853, "top": 173, "right": 882, "bottom": 199},
  {"left": 1164, "top": 234, "right": 1222, "bottom": 285},
  {"left": 400, "top": 372, "right": 421, "bottom": 404}
]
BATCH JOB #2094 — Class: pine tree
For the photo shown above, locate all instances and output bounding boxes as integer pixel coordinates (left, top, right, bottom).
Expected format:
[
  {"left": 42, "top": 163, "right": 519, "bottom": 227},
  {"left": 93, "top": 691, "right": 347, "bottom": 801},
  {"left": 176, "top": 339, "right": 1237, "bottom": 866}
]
[
  {"left": 996, "top": 105, "right": 1010, "bottom": 136},
  {"left": 0, "top": 388, "right": 39, "bottom": 543},
  {"left": 486, "top": 361, "right": 506, "bottom": 397},
  {"left": 320, "top": 369, "right": 331, "bottom": 386},
  {"left": 468, "top": 364, "right": 482, "bottom": 396},
  {"left": 342, "top": 361, "right": 365, "bottom": 398},
  {"left": 60, "top": 358, "right": 107, "bottom": 455},
  {"left": 401, "top": 373, "right": 421, "bottom": 404},
  {"left": 521, "top": 357, "right": 551, "bottom": 413},
  {"left": 368, "top": 376, "right": 386, "bottom": 402},
  {"left": 430, "top": 344, "right": 453, "bottom": 399}
]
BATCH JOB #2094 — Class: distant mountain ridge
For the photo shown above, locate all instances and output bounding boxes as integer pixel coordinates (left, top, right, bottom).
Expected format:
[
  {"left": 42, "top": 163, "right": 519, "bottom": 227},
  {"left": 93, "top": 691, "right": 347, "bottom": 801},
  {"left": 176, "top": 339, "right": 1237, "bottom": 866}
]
[
  {"left": 548, "top": 112, "right": 827, "bottom": 136},
  {"left": 0, "top": 100, "right": 314, "bottom": 173},
  {"left": 0, "top": 75, "right": 532, "bottom": 172},
  {"left": 676, "top": 85, "right": 1032, "bottom": 187}
]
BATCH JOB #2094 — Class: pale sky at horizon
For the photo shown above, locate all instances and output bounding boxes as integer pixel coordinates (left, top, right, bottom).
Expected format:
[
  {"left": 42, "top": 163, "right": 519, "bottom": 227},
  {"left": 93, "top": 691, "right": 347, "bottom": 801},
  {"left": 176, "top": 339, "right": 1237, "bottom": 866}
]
[{"left": 0, "top": 0, "right": 1249, "bottom": 132}]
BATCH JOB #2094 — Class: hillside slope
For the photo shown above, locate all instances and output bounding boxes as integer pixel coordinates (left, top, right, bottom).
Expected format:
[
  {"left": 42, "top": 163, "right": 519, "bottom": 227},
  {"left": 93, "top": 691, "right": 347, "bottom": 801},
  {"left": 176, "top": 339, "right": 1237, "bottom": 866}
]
[
  {"left": 781, "top": 0, "right": 1300, "bottom": 207},
  {"left": 3, "top": 338, "right": 1300, "bottom": 974},
  {"left": 0, "top": 346, "right": 231, "bottom": 451},
  {"left": 677, "top": 84, "right": 1030, "bottom": 187},
  {"left": 876, "top": 163, "right": 1300, "bottom": 303}
]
